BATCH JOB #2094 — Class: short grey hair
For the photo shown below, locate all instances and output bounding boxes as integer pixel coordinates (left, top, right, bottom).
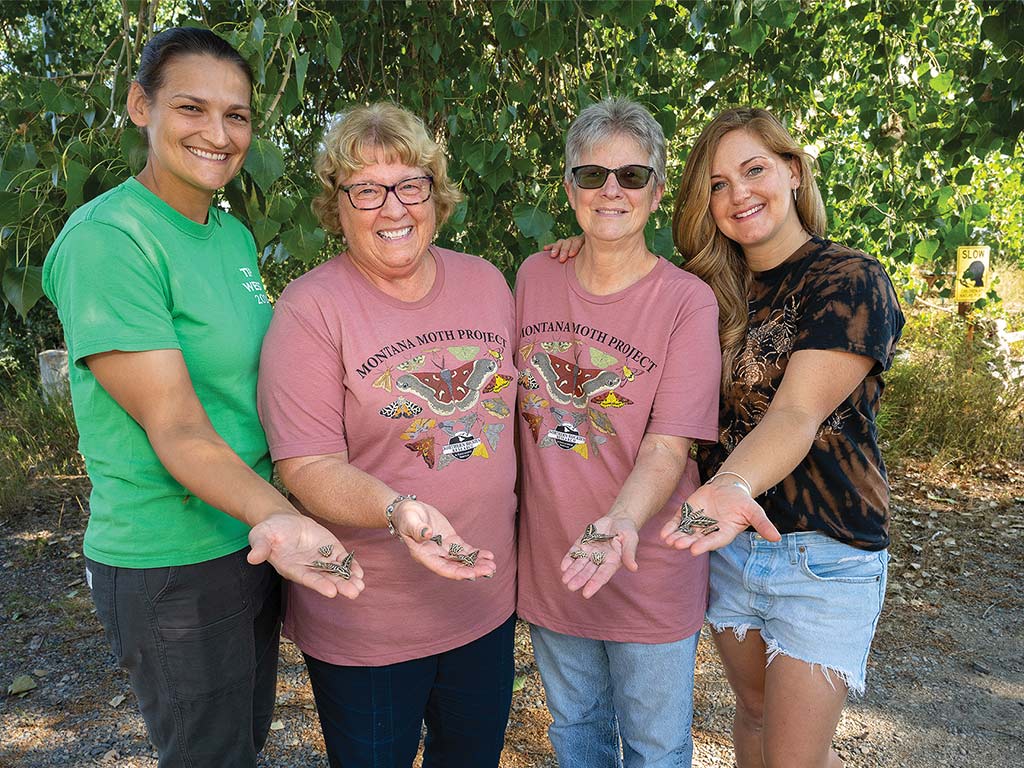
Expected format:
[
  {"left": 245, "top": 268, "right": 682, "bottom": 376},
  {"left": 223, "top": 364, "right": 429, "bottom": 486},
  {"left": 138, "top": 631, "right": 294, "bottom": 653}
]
[{"left": 564, "top": 97, "right": 667, "bottom": 185}]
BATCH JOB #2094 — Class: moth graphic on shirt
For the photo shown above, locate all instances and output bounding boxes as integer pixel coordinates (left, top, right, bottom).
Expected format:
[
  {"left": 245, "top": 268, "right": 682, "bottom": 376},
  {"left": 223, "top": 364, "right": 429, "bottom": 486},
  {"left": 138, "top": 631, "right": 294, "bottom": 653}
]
[
  {"left": 396, "top": 357, "right": 497, "bottom": 416},
  {"left": 734, "top": 298, "right": 798, "bottom": 387},
  {"left": 387, "top": 351, "right": 511, "bottom": 471},
  {"left": 530, "top": 352, "right": 620, "bottom": 409}
]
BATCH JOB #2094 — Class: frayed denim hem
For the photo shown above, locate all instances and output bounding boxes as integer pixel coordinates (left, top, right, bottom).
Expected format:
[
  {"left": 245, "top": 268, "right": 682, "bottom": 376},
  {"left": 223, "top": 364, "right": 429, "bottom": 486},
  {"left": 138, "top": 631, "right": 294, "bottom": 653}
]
[
  {"left": 709, "top": 620, "right": 754, "bottom": 643},
  {"left": 708, "top": 621, "right": 866, "bottom": 697}
]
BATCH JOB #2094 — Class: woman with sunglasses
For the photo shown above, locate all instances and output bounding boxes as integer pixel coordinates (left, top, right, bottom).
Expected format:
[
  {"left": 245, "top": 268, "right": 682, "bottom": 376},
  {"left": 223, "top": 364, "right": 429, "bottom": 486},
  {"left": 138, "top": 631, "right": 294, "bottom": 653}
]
[
  {"left": 516, "top": 97, "right": 743, "bottom": 768},
  {"left": 42, "top": 27, "right": 363, "bottom": 766},
  {"left": 548, "top": 107, "right": 903, "bottom": 767},
  {"left": 257, "top": 102, "right": 517, "bottom": 767}
]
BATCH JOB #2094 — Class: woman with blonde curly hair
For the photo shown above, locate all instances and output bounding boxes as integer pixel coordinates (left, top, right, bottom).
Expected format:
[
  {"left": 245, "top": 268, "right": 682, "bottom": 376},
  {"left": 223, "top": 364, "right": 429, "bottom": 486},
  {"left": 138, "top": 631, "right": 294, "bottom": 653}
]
[{"left": 258, "top": 102, "right": 518, "bottom": 767}]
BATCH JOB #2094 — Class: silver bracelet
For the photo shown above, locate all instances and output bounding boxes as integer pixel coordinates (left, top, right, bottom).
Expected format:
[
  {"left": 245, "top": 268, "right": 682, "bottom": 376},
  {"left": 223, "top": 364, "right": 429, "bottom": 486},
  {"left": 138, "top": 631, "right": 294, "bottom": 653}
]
[
  {"left": 385, "top": 494, "right": 416, "bottom": 536},
  {"left": 708, "top": 470, "right": 753, "bottom": 496}
]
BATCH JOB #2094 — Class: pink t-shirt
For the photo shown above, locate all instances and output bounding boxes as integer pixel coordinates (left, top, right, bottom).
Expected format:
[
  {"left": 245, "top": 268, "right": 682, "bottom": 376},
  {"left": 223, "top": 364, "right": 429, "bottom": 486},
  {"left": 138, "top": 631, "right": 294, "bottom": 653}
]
[
  {"left": 515, "top": 253, "right": 721, "bottom": 643},
  {"left": 258, "top": 246, "right": 517, "bottom": 666}
]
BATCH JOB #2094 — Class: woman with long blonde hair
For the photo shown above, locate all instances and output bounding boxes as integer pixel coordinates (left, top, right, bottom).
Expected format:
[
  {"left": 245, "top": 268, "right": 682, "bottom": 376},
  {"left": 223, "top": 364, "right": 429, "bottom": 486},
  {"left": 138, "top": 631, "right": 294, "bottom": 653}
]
[{"left": 662, "top": 108, "right": 904, "bottom": 767}]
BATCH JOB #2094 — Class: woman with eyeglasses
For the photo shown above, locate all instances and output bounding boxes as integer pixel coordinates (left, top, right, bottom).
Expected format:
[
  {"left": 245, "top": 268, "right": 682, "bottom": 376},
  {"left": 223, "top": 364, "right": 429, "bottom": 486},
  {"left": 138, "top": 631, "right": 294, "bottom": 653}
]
[
  {"left": 515, "top": 97, "right": 762, "bottom": 768},
  {"left": 256, "top": 102, "right": 517, "bottom": 767}
]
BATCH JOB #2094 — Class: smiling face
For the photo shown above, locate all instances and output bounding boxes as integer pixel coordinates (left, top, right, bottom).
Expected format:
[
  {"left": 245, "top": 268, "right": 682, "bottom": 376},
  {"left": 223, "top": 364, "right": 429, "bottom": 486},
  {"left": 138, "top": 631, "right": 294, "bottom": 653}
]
[
  {"left": 708, "top": 128, "right": 804, "bottom": 256},
  {"left": 564, "top": 134, "right": 664, "bottom": 248},
  {"left": 127, "top": 53, "right": 252, "bottom": 222},
  {"left": 337, "top": 149, "right": 437, "bottom": 284}
]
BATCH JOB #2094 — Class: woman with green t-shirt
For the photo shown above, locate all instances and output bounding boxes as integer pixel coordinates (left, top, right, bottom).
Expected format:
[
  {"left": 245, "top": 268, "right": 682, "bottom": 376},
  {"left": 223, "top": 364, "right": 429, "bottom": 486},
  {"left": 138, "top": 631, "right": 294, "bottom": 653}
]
[{"left": 42, "top": 28, "right": 364, "bottom": 766}]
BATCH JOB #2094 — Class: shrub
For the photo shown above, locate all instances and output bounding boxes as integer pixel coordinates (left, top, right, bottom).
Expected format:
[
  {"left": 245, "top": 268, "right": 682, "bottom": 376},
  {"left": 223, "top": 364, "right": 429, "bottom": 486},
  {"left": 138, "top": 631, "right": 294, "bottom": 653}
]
[
  {"left": 879, "top": 309, "right": 1024, "bottom": 467},
  {"left": 0, "top": 370, "right": 82, "bottom": 515}
]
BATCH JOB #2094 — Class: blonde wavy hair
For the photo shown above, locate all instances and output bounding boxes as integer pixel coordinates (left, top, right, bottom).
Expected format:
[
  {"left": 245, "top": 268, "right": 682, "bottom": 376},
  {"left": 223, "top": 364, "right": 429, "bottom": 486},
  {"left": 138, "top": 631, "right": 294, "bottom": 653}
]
[
  {"left": 312, "top": 102, "right": 463, "bottom": 235},
  {"left": 672, "top": 108, "right": 827, "bottom": 386}
]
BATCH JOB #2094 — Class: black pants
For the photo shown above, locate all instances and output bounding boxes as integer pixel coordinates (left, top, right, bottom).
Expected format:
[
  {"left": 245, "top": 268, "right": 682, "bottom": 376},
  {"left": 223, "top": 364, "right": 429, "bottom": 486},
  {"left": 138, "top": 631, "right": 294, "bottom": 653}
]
[
  {"left": 86, "top": 549, "right": 281, "bottom": 768},
  {"left": 304, "top": 613, "right": 516, "bottom": 768}
]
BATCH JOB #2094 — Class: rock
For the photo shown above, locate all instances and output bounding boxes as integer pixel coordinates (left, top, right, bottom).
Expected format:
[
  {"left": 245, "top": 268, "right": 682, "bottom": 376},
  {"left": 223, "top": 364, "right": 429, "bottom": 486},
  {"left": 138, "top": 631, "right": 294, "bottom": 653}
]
[{"left": 8, "top": 674, "right": 37, "bottom": 695}]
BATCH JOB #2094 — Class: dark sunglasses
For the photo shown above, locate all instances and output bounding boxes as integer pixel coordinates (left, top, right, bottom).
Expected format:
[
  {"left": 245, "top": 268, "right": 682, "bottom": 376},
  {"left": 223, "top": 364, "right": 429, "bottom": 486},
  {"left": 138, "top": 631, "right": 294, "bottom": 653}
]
[{"left": 571, "top": 164, "right": 655, "bottom": 190}]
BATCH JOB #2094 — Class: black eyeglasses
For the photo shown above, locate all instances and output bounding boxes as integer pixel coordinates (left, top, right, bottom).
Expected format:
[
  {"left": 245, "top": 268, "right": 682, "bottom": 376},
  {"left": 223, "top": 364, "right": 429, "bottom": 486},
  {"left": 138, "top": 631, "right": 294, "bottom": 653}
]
[
  {"left": 340, "top": 175, "right": 434, "bottom": 210},
  {"left": 570, "top": 164, "right": 655, "bottom": 190}
]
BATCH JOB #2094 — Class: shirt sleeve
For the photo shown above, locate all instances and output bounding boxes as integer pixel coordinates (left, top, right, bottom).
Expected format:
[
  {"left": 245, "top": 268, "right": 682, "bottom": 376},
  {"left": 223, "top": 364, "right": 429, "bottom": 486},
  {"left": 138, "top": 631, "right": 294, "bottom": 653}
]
[
  {"left": 792, "top": 255, "right": 905, "bottom": 374},
  {"left": 45, "top": 221, "right": 179, "bottom": 369},
  {"left": 257, "top": 284, "right": 348, "bottom": 461},
  {"left": 647, "top": 284, "right": 722, "bottom": 442}
]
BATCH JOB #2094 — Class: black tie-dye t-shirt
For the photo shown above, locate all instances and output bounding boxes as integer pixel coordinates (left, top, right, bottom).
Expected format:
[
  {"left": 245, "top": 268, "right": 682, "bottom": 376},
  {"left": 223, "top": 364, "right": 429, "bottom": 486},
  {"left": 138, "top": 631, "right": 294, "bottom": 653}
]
[{"left": 698, "top": 237, "right": 905, "bottom": 550}]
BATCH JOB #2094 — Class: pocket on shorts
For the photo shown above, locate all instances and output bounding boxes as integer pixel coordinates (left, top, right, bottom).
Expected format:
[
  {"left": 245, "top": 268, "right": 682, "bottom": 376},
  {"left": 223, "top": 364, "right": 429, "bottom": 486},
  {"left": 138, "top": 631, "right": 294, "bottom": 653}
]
[
  {"left": 147, "top": 559, "right": 255, "bottom": 701},
  {"left": 798, "top": 540, "right": 885, "bottom": 584},
  {"left": 86, "top": 560, "right": 123, "bottom": 661}
]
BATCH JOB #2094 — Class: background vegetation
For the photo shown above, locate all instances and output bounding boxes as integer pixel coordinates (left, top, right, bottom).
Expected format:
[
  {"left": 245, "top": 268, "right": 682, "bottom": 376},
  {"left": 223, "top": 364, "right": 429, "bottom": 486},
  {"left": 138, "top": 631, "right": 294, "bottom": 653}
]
[
  {"left": 1, "top": 0, "right": 1023, "bottom": 508},
  {"left": 2, "top": 0, "right": 1022, "bottom": 310}
]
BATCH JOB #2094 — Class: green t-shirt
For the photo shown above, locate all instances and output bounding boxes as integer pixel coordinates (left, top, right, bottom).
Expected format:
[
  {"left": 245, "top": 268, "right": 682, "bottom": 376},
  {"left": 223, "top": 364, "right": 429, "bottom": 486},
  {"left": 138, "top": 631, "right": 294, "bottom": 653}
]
[{"left": 42, "top": 178, "right": 274, "bottom": 567}]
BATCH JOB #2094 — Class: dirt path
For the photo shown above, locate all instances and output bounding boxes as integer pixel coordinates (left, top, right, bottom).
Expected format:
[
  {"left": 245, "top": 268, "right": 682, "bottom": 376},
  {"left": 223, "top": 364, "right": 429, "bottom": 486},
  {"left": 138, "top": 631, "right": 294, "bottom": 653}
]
[{"left": 1, "top": 460, "right": 1021, "bottom": 767}]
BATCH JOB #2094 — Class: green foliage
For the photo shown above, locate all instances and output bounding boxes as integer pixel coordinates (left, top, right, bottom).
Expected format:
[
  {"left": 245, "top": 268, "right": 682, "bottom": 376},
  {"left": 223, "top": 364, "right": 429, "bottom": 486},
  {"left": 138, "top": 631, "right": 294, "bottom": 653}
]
[
  {"left": 879, "top": 310, "right": 1024, "bottom": 467},
  {"left": 0, "top": 298, "right": 62, "bottom": 374},
  {"left": 0, "top": 370, "right": 83, "bottom": 514},
  {"left": 0, "top": 0, "right": 1022, "bottom": 325}
]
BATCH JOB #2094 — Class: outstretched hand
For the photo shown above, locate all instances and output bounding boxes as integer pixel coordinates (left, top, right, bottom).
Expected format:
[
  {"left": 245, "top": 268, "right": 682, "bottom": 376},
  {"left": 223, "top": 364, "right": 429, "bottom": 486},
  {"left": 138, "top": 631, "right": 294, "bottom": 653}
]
[
  {"left": 542, "top": 235, "right": 585, "bottom": 263},
  {"left": 392, "top": 498, "right": 497, "bottom": 581},
  {"left": 560, "top": 516, "right": 639, "bottom": 599},
  {"left": 660, "top": 484, "right": 780, "bottom": 556},
  {"left": 248, "top": 512, "right": 365, "bottom": 599}
]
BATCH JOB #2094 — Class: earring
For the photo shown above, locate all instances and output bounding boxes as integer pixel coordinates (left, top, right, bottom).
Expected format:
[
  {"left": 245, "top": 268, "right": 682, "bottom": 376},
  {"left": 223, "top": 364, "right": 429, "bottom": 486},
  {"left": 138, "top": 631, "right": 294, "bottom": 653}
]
[{"left": 792, "top": 188, "right": 798, "bottom": 203}]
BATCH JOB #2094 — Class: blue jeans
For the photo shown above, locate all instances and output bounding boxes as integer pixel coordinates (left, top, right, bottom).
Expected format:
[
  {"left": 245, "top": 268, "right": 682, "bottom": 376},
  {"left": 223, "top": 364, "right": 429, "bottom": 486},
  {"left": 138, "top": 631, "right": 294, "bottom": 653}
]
[
  {"left": 529, "top": 624, "right": 699, "bottom": 768},
  {"left": 304, "top": 613, "right": 515, "bottom": 768},
  {"left": 86, "top": 549, "right": 281, "bottom": 768}
]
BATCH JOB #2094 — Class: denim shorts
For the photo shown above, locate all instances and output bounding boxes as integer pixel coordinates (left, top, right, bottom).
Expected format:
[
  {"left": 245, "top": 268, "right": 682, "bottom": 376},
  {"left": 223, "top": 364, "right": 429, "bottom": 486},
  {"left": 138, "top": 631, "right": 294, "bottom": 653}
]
[{"left": 706, "top": 530, "right": 887, "bottom": 696}]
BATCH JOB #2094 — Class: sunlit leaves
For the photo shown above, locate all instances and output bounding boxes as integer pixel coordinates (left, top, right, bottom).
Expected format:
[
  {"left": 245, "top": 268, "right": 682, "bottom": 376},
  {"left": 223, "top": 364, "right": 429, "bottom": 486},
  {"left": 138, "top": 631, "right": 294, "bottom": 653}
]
[
  {"left": 513, "top": 203, "right": 554, "bottom": 243},
  {"left": 244, "top": 139, "right": 285, "bottom": 192},
  {"left": 914, "top": 240, "right": 939, "bottom": 262},
  {"left": 2, "top": 266, "right": 43, "bottom": 318},
  {"left": 731, "top": 20, "right": 767, "bottom": 54},
  {"left": 0, "top": 0, "right": 1022, "bottom": 318},
  {"left": 929, "top": 71, "right": 955, "bottom": 93},
  {"left": 279, "top": 226, "right": 325, "bottom": 263}
]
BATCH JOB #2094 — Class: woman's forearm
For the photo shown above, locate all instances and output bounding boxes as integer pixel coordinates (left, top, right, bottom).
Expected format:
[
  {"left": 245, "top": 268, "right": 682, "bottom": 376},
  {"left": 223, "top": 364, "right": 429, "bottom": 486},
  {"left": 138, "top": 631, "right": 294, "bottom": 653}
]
[
  {"left": 277, "top": 454, "right": 399, "bottom": 529},
  {"left": 147, "top": 424, "right": 301, "bottom": 527},
  {"left": 709, "top": 405, "right": 819, "bottom": 496},
  {"left": 606, "top": 433, "right": 692, "bottom": 528}
]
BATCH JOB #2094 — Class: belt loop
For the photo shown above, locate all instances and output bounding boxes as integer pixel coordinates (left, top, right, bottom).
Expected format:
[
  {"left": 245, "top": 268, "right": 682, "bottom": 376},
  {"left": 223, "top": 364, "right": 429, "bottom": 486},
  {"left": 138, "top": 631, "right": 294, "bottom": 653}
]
[{"left": 788, "top": 533, "right": 799, "bottom": 564}]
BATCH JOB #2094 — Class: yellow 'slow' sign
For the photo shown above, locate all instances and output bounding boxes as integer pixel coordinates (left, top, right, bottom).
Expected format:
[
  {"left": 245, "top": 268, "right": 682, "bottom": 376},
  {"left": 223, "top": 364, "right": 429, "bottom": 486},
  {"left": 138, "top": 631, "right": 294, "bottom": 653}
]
[{"left": 954, "top": 245, "right": 990, "bottom": 303}]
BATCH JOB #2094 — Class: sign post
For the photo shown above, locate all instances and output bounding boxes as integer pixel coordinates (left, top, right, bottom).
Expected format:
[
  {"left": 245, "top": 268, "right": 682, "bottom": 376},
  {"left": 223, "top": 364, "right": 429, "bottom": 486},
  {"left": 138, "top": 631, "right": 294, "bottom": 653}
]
[{"left": 954, "top": 245, "right": 990, "bottom": 345}]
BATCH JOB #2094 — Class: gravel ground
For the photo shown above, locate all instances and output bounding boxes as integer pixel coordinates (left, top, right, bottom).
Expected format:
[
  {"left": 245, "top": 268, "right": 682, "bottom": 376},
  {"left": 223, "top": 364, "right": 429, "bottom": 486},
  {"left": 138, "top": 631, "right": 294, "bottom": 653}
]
[{"left": 1, "top": 460, "right": 1022, "bottom": 767}]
